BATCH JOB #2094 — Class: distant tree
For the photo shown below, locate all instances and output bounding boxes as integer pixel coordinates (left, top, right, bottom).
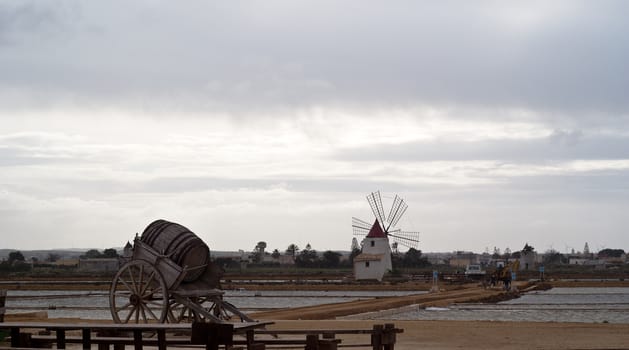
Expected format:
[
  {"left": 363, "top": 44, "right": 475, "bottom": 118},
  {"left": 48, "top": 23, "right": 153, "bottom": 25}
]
[
  {"left": 597, "top": 248, "right": 625, "bottom": 258},
  {"left": 321, "top": 250, "right": 341, "bottom": 268},
  {"left": 522, "top": 243, "right": 535, "bottom": 253},
  {"left": 271, "top": 249, "right": 281, "bottom": 259},
  {"left": 492, "top": 247, "right": 501, "bottom": 259},
  {"left": 286, "top": 244, "right": 299, "bottom": 258},
  {"left": 81, "top": 249, "right": 103, "bottom": 259},
  {"left": 351, "top": 237, "right": 360, "bottom": 251},
  {"left": 215, "top": 257, "right": 240, "bottom": 269},
  {"left": 543, "top": 250, "right": 567, "bottom": 265},
  {"left": 295, "top": 243, "right": 318, "bottom": 268},
  {"left": 102, "top": 248, "right": 119, "bottom": 258},
  {"left": 8, "top": 251, "right": 25, "bottom": 264},
  {"left": 402, "top": 248, "right": 430, "bottom": 268},
  {"left": 255, "top": 241, "right": 267, "bottom": 253},
  {"left": 251, "top": 241, "right": 267, "bottom": 263},
  {"left": 391, "top": 242, "right": 400, "bottom": 255},
  {"left": 503, "top": 247, "right": 512, "bottom": 259}
]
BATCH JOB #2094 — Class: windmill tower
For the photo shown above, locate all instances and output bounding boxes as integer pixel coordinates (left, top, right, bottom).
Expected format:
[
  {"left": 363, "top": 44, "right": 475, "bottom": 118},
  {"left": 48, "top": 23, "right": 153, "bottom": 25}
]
[{"left": 352, "top": 191, "right": 420, "bottom": 281}]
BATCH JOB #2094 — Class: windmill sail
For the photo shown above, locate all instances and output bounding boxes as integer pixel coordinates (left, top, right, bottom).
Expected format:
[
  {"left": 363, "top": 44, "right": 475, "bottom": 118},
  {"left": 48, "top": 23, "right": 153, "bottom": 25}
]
[
  {"left": 352, "top": 217, "right": 372, "bottom": 237},
  {"left": 386, "top": 195, "right": 408, "bottom": 231},
  {"left": 366, "top": 191, "right": 386, "bottom": 230},
  {"left": 388, "top": 231, "right": 420, "bottom": 249}
]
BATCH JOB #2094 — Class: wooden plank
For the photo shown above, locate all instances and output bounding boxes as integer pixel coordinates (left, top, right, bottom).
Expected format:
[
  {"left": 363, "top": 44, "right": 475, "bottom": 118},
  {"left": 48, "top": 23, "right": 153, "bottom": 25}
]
[
  {"left": 31, "top": 335, "right": 191, "bottom": 346},
  {"left": 0, "top": 321, "right": 269, "bottom": 332},
  {"left": 0, "top": 322, "right": 191, "bottom": 331}
]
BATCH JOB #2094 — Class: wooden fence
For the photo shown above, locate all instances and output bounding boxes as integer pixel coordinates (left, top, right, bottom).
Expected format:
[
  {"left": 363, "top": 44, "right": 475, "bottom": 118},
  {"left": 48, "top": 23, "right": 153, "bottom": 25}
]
[
  {"left": 0, "top": 321, "right": 402, "bottom": 350},
  {"left": 0, "top": 290, "right": 6, "bottom": 323}
]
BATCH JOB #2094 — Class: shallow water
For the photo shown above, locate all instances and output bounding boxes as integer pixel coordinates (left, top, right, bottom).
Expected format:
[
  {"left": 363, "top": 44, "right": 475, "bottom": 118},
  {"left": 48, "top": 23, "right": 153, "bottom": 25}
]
[
  {"left": 5, "top": 289, "right": 424, "bottom": 320},
  {"left": 8, "top": 287, "right": 628, "bottom": 323},
  {"left": 384, "top": 287, "right": 629, "bottom": 324}
]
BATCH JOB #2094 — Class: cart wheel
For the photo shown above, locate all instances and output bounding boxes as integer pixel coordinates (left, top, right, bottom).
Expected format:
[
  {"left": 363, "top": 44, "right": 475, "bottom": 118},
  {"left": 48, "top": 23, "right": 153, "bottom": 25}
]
[
  {"left": 167, "top": 299, "right": 201, "bottom": 323},
  {"left": 110, "top": 260, "right": 169, "bottom": 323}
]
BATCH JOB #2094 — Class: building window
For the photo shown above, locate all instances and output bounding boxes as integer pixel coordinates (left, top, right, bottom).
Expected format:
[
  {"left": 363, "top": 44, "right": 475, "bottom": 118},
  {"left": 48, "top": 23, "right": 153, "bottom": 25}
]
[
  {"left": 365, "top": 261, "right": 370, "bottom": 268},
  {"left": 370, "top": 240, "right": 375, "bottom": 247}
]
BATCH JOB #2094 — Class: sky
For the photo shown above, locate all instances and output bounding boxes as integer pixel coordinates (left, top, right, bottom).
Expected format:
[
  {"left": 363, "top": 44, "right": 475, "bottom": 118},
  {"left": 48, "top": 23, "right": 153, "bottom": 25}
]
[{"left": 1, "top": 1, "right": 629, "bottom": 254}]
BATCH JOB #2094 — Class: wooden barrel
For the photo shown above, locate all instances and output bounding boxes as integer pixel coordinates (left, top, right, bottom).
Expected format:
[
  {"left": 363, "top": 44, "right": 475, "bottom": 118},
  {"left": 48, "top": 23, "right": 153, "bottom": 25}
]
[{"left": 140, "top": 219, "right": 210, "bottom": 282}]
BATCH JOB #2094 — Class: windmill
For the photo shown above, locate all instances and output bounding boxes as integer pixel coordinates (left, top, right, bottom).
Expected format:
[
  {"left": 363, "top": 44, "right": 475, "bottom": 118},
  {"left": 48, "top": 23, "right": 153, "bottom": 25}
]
[
  {"left": 351, "top": 191, "right": 420, "bottom": 281},
  {"left": 352, "top": 191, "right": 420, "bottom": 250}
]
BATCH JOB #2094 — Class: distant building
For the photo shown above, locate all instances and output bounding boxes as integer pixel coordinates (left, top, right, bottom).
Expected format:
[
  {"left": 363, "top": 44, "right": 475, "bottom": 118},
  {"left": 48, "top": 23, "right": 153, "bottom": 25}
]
[
  {"left": 78, "top": 258, "right": 119, "bottom": 272},
  {"left": 519, "top": 251, "right": 537, "bottom": 271},
  {"left": 54, "top": 259, "right": 79, "bottom": 267},
  {"left": 123, "top": 241, "right": 133, "bottom": 258},
  {"left": 569, "top": 258, "right": 589, "bottom": 265},
  {"left": 278, "top": 255, "right": 295, "bottom": 265},
  {"left": 448, "top": 251, "right": 477, "bottom": 268}
]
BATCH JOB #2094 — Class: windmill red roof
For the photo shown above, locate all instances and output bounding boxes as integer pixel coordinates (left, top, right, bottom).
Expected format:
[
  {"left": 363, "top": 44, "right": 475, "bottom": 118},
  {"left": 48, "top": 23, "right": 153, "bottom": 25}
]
[{"left": 367, "top": 219, "right": 387, "bottom": 238}]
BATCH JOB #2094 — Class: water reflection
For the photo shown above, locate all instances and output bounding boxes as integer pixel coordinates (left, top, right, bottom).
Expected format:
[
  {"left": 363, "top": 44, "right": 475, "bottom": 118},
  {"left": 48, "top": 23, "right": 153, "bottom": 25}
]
[{"left": 384, "top": 288, "right": 629, "bottom": 324}]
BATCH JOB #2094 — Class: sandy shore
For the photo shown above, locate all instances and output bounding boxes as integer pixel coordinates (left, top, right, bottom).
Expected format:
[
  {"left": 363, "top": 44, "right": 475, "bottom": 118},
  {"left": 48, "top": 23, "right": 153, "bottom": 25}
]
[
  {"left": 267, "top": 319, "right": 629, "bottom": 350},
  {"left": 4, "top": 315, "right": 628, "bottom": 350}
]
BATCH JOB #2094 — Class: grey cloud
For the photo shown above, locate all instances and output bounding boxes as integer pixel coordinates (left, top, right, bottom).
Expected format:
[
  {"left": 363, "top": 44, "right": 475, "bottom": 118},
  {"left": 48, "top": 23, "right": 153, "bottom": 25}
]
[
  {"left": 0, "top": 1, "right": 78, "bottom": 45},
  {"left": 0, "top": 133, "right": 90, "bottom": 166},
  {"left": 1, "top": 1, "right": 629, "bottom": 116}
]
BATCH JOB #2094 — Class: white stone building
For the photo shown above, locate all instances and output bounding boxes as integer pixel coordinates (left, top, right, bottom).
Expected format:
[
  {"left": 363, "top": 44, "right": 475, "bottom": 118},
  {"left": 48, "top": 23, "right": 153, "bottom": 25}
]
[{"left": 353, "top": 220, "right": 392, "bottom": 281}]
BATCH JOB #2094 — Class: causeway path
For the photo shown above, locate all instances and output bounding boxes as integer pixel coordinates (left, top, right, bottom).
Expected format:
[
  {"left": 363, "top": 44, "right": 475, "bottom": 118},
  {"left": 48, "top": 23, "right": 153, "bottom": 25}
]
[{"left": 250, "top": 285, "right": 507, "bottom": 320}]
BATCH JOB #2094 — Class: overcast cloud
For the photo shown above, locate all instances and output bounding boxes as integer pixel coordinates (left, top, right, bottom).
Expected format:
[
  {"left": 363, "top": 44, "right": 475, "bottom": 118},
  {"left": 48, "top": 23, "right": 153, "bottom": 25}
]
[{"left": 1, "top": 1, "right": 628, "bottom": 254}]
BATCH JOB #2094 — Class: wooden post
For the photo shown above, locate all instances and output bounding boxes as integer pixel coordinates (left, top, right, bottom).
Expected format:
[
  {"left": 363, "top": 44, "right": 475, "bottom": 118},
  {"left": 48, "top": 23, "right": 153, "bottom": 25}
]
[
  {"left": 191, "top": 322, "right": 234, "bottom": 350},
  {"left": 0, "top": 290, "right": 6, "bottom": 323},
  {"left": 133, "top": 329, "right": 143, "bottom": 350},
  {"left": 10, "top": 327, "right": 20, "bottom": 348},
  {"left": 246, "top": 329, "right": 263, "bottom": 350},
  {"left": 82, "top": 328, "right": 91, "bottom": 350},
  {"left": 371, "top": 324, "right": 383, "bottom": 350},
  {"left": 157, "top": 329, "right": 167, "bottom": 350},
  {"left": 305, "top": 334, "right": 319, "bottom": 350},
  {"left": 56, "top": 329, "right": 67, "bottom": 349},
  {"left": 382, "top": 324, "right": 396, "bottom": 350},
  {"left": 320, "top": 332, "right": 338, "bottom": 350},
  {"left": 318, "top": 339, "right": 338, "bottom": 350}
]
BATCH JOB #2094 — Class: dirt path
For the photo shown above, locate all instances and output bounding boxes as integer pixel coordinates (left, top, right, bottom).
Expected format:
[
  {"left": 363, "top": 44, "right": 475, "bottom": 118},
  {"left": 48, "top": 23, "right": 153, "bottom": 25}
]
[
  {"left": 267, "top": 320, "right": 629, "bottom": 350},
  {"left": 250, "top": 286, "right": 506, "bottom": 320}
]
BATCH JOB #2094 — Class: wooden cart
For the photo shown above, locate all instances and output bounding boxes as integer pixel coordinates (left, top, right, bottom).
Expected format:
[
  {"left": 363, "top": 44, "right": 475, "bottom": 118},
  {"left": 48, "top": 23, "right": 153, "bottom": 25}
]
[{"left": 109, "top": 238, "right": 252, "bottom": 324}]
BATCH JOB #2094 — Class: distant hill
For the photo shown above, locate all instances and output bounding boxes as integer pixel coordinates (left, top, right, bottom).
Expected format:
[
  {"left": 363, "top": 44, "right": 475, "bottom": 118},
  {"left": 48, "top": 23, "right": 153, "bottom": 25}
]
[
  {"left": 0, "top": 248, "right": 353, "bottom": 261},
  {"left": 0, "top": 248, "right": 121, "bottom": 261}
]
